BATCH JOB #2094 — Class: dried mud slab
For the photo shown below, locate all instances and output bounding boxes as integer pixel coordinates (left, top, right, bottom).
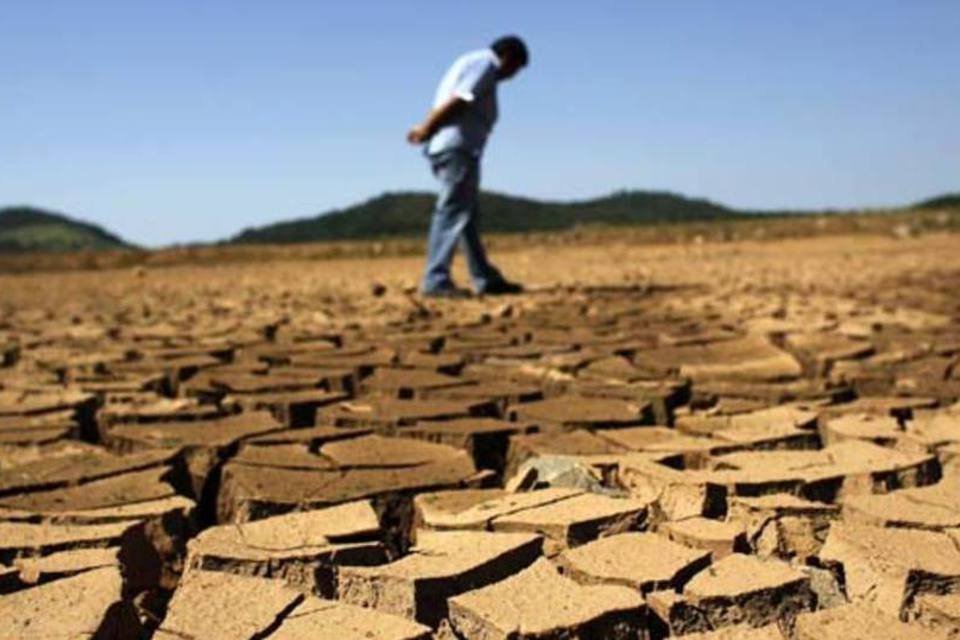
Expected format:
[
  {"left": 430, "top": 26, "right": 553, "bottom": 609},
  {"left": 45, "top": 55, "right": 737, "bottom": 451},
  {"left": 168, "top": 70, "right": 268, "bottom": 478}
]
[
  {"left": 0, "top": 519, "right": 146, "bottom": 561},
  {"left": 914, "top": 593, "right": 960, "bottom": 638},
  {"left": 794, "top": 604, "right": 951, "bottom": 639},
  {"left": 360, "top": 368, "right": 473, "bottom": 399},
  {"left": 634, "top": 336, "right": 803, "bottom": 383},
  {"left": 270, "top": 596, "right": 432, "bottom": 640},
  {"left": 105, "top": 410, "right": 285, "bottom": 501},
  {"left": 619, "top": 458, "right": 729, "bottom": 522},
  {"left": 186, "top": 500, "right": 384, "bottom": 595},
  {"left": 706, "top": 440, "right": 941, "bottom": 503},
  {"left": 415, "top": 487, "right": 582, "bottom": 531},
  {"left": 727, "top": 494, "right": 838, "bottom": 560},
  {"left": 320, "top": 434, "right": 470, "bottom": 469},
  {"left": 508, "top": 395, "right": 652, "bottom": 431},
  {"left": 596, "top": 426, "right": 723, "bottom": 468},
  {"left": 818, "top": 520, "right": 960, "bottom": 617},
  {"left": 905, "top": 408, "right": 960, "bottom": 455},
  {"left": 11, "top": 546, "right": 120, "bottom": 587},
  {"left": 0, "top": 566, "right": 143, "bottom": 638},
  {"left": 489, "top": 492, "right": 649, "bottom": 555},
  {"left": 841, "top": 477, "right": 960, "bottom": 530},
  {"left": 0, "top": 464, "right": 175, "bottom": 513},
  {"left": 680, "top": 624, "right": 785, "bottom": 639},
  {"left": 653, "top": 553, "right": 815, "bottom": 632},
  {"left": 558, "top": 531, "right": 711, "bottom": 595},
  {"left": 821, "top": 413, "right": 903, "bottom": 447},
  {"left": 399, "top": 418, "right": 537, "bottom": 474},
  {"left": 448, "top": 557, "right": 644, "bottom": 639},
  {"left": 338, "top": 530, "right": 543, "bottom": 626},
  {"left": 227, "top": 389, "right": 348, "bottom": 427},
  {"left": 573, "top": 378, "right": 691, "bottom": 425},
  {"left": 0, "top": 446, "right": 177, "bottom": 497},
  {"left": 217, "top": 448, "right": 478, "bottom": 523},
  {"left": 326, "top": 398, "right": 498, "bottom": 433},
  {"left": 155, "top": 570, "right": 304, "bottom": 639},
  {"left": 429, "top": 379, "right": 544, "bottom": 414},
  {"left": 658, "top": 517, "right": 748, "bottom": 561}
]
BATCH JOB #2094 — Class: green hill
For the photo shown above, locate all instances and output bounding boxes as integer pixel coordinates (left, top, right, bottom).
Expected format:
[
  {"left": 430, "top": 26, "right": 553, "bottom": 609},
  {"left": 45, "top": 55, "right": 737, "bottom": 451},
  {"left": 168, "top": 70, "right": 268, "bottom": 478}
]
[
  {"left": 229, "top": 190, "right": 742, "bottom": 244},
  {"left": 0, "top": 207, "right": 134, "bottom": 253},
  {"left": 914, "top": 193, "right": 960, "bottom": 210}
]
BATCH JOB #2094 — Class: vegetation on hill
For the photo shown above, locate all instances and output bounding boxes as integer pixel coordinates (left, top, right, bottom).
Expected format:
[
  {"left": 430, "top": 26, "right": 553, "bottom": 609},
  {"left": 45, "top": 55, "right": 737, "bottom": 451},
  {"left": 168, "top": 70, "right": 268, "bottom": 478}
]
[
  {"left": 229, "top": 190, "right": 741, "bottom": 244},
  {"left": 914, "top": 193, "right": 960, "bottom": 210},
  {"left": 0, "top": 206, "right": 133, "bottom": 253}
]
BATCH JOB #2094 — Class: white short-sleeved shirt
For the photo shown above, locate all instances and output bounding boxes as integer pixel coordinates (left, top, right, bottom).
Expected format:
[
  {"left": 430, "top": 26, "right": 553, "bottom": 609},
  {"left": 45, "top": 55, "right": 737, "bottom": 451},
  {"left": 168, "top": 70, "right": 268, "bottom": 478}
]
[{"left": 426, "top": 49, "right": 500, "bottom": 156}]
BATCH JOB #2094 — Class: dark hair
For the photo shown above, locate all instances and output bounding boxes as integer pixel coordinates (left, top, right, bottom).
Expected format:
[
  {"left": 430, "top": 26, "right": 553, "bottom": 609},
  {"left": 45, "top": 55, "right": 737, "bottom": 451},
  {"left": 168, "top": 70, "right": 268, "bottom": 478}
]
[{"left": 491, "top": 35, "right": 529, "bottom": 67}]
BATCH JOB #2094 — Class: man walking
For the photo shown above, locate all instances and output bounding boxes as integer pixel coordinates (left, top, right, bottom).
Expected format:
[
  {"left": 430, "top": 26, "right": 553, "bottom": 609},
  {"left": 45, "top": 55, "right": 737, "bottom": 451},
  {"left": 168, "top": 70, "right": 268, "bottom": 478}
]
[{"left": 407, "top": 35, "right": 529, "bottom": 297}]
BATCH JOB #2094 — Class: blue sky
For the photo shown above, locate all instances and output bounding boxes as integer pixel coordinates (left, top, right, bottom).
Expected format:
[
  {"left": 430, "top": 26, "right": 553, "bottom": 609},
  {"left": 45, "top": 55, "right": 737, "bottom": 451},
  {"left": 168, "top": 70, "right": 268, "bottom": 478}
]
[{"left": 3, "top": 1, "right": 958, "bottom": 246}]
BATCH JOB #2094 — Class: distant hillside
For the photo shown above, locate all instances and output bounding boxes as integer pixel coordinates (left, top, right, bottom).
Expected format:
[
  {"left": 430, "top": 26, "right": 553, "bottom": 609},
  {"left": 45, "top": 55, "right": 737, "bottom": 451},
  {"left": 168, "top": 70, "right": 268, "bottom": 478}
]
[
  {"left": 230, "top": 190, "right": 741, "bottom": 244},
  {"left": 0, "top": 207, "right": 133, "bottom": 253},
  {"left": 914, "top": 193, "right": 960, "bottom": 210}
]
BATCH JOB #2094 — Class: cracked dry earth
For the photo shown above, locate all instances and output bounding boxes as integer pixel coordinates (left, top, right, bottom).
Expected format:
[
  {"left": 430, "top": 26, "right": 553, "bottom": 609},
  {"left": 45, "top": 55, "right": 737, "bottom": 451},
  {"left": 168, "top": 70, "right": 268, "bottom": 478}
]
[{"left": 1, "top": 233, "right": 960, "bottom": 639}]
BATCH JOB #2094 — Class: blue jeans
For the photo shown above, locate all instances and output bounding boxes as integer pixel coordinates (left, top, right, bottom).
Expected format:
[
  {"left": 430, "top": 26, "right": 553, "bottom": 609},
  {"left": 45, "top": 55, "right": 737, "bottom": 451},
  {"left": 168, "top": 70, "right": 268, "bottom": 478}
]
[{"left": 421, "top": 149, "right": 502, "bottom": 293}]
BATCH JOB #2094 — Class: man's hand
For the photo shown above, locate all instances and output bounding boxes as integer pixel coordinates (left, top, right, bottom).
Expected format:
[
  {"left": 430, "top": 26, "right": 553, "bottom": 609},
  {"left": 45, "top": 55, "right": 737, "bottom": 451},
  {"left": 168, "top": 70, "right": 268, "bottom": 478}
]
[
  {"left": 406, "top": 96, "right": 466, "bottom": 146},
  {"left": 407, "top": 123, "right": 431, "bottom": 145}
]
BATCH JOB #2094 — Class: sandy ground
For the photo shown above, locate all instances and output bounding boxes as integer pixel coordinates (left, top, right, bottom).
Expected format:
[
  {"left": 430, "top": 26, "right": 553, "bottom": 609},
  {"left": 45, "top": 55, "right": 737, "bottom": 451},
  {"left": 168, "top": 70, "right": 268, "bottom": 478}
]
[{"left": 1, "top": 233, "right": 956, "bottom": 317}]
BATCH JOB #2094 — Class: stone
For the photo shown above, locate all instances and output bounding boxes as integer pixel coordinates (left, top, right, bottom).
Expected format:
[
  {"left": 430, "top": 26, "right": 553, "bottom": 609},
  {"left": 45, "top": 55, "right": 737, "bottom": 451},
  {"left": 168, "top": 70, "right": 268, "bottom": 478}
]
[
  {"left": 505, "top": 429, "right": 627, "bottom": 479},
  {"left": 508, "top": 455, "right": 609, "bottom": 494}
]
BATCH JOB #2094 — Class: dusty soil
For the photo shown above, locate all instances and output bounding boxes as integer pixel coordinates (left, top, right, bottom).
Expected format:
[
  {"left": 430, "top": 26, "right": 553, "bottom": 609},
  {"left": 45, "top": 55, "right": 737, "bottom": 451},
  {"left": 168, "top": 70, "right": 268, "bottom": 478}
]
[{"left": 1, "top": 232, "right": 959, "bottom": 638}]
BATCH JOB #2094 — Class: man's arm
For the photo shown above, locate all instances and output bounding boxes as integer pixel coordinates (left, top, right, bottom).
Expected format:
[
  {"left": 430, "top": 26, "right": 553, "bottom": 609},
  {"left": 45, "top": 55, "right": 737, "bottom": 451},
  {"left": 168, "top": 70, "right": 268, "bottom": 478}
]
[{"left": 406, "top": 96, "right": 466, "bottom": 144}]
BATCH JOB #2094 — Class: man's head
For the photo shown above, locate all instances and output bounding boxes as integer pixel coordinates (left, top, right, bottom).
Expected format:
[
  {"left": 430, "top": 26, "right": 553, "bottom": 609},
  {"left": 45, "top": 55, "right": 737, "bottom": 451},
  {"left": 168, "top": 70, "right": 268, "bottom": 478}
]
[{"left": 491, "top": 35, "right": 529, "bottom": 80}]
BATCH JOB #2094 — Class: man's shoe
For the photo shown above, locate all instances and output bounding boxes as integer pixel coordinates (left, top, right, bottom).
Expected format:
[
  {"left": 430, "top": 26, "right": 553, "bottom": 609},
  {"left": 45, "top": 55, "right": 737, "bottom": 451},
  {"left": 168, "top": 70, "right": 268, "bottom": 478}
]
[
  {"left": 480, "top": 279, "right": 524, "bottom": 295},
  {"left": 421, "top": 285, "right": 472, "bottom": 299}
]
